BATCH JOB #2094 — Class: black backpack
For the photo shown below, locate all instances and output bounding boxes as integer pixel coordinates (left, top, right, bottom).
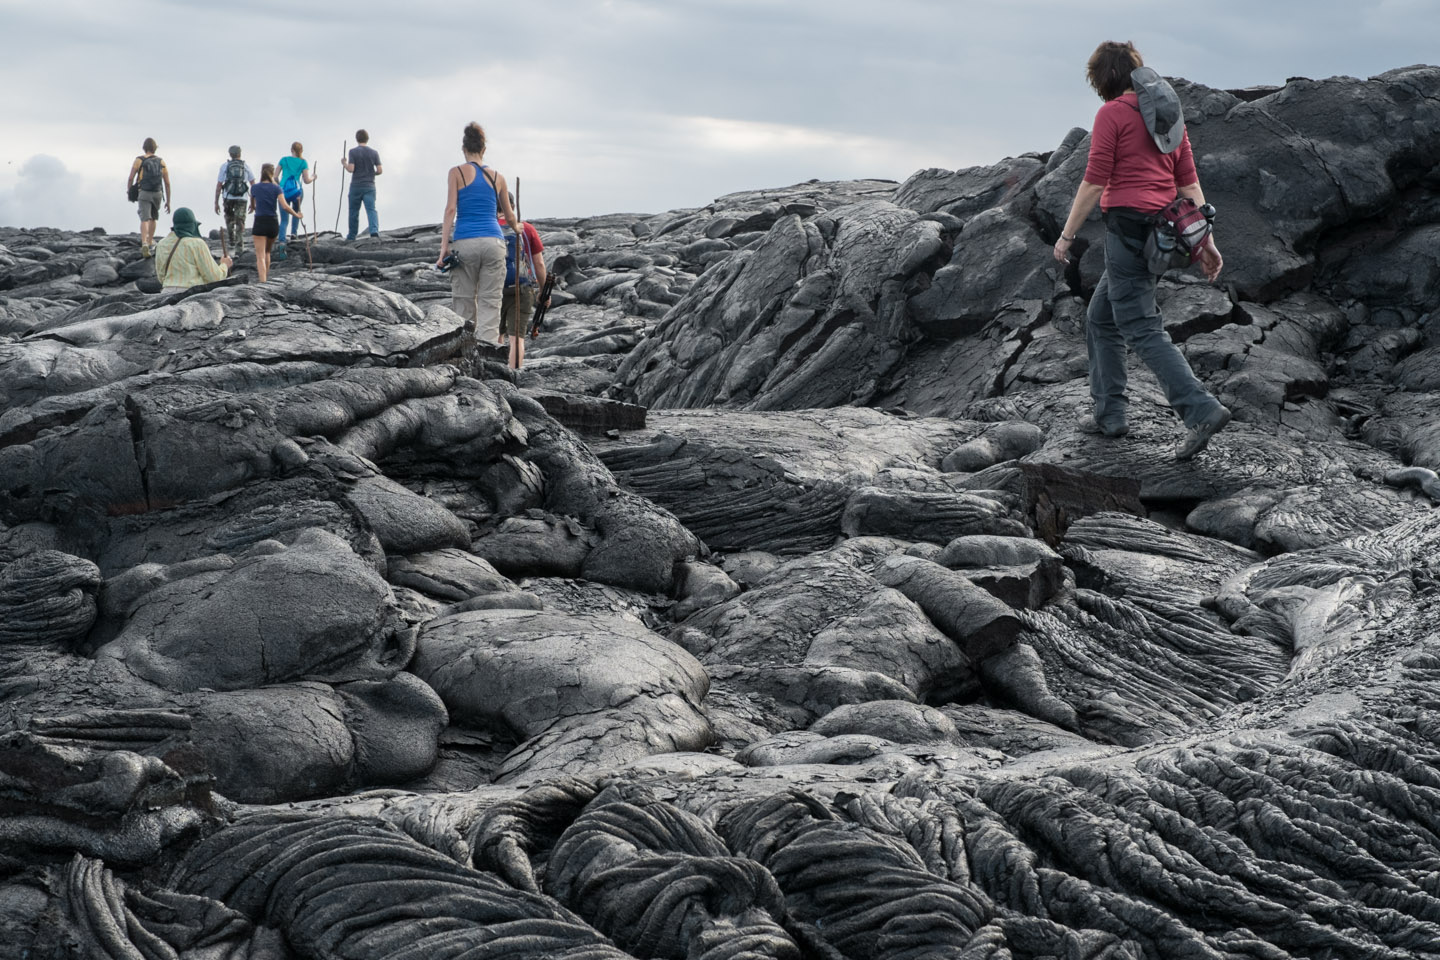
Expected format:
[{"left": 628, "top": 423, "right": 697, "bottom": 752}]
[
  {"left": 223, "top": 158, "right": 249, "bottom": 199},
  {"left": 137, "top": 156, "right": 163, "bottom": 192}
]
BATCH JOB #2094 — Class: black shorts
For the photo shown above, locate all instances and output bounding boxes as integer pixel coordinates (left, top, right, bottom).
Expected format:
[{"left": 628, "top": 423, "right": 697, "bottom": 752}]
[{"left": 252, "top": 215, "right": 279, "bottom": 239}]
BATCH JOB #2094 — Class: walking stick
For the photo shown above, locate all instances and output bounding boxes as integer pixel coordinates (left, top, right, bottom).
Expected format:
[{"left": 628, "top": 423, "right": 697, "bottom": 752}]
[
  {"left": 334, "top": 139, "right": 347, "bottom": 234},
  {"left": 303, "top": 211, "right": 314, "bottom": 270},
  {"left": 312, "top": 172, "right": 319, "bottom": 246},
  {"left": 511, "top": 177, "right": 521, "bottom": 358}
]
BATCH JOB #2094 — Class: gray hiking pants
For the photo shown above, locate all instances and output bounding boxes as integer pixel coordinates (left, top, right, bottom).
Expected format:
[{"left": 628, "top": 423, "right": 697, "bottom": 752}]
[{"left": 1085, "top": 227, "right": 1223, "bottom": 430}]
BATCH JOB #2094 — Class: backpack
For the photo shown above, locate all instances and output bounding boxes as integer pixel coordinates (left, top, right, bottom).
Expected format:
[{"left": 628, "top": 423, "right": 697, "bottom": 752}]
[
  {"left": 137, "top": 156, "right": 163, "bottom": 192},
  {"left": 223, "top": 159, "right": 249, "bottom": 200},
  {"left": 502, "top": 221, "right": 536, "bottom": 287},
  {"left": 279, "top": 159, "right": 303, "bottom": 201},
  {"left": 1144, "top": 196, "right": 1216, "bottom": 274}
]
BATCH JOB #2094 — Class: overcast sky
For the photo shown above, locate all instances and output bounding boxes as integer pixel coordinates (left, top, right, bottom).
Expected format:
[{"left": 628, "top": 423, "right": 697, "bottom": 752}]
[{"left": 1, "top": 0, "right": 1435, "bottom": 235}]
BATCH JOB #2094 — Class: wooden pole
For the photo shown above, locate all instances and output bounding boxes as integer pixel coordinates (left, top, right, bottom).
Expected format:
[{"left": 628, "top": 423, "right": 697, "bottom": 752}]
[
  {"left": 312, "top": 166, "right": 319, "bottom": 253},
  {"left": 512, "top": 177, "right": 521, "bottom": 357},
  {"left": 334, "top": 140, "right": 347, "bottom": 234}
]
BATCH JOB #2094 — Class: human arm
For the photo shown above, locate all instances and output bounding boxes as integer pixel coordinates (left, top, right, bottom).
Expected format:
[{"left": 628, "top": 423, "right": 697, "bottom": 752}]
[
  {"left": 303, "top": 165, "right": 317, "bottom": 184},
  {"left": 532, "top": 250, "right": 549, "bottom": 305},
  {"left": 1177, "top": 181, "right": 1223, "bottom": 281},
  {"left": 438, "top": 167, "right": 459, "bottom": 264},
  {"left": 128, "top": 158, "right": 141, "bottom": 188},
  {"left": 523, "top": 223, "right": 549, "bottom": 299},
  {"left": 279, "top": 194, "right": 303, "bottom": 219},
  {"left": 495, "top": 173, "right": 518, "bottom": 228},
  {"left": 343, "top": 154, "right": 355, "bottom": 173},
  {"left": 161, "top": 162, "right": 172, "bottom": 212},
  {"left": 1053, "top": 181, "right": 1105, "bottom": 263},
  {"left": 195, "top": 241, "right": 230, "bottom": 284},
  {"left": 374, "top": 153, "right": 382, "bottom": 177},
  {"left": 213, "top": 179, "right": 223, "bottom": 214}
]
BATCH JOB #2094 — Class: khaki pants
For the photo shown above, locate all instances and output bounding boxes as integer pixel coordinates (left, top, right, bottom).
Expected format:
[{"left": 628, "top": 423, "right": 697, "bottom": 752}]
[{"left": 450, "top": 237, "right": 506, "bottom": 343}]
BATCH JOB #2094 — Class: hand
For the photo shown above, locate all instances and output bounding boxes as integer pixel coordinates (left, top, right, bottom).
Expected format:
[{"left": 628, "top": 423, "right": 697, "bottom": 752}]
[
  {"left": 214, "top": 203, "right": 221, "bottom": 215},
  {"left": 221, "top": 256, "right": 233, "bottom": 268},
  {"left": 1199, "top": 238, "right": 1223, "bottom": 282},
  {"left": 1053, "top": 235, "right": 1074, "bottom": 264},
  {"left": 164, "top": 201, "right": 171, "bottom": 213},
  {"left": 544, "top": 297, "right": 552, "bottom": 308}
]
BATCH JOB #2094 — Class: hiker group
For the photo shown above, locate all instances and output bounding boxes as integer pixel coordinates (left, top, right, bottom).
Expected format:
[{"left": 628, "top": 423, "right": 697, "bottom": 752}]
[
  {"left": 125, "top": 43, "right": 1236, "bottom": 435},
  {"left": 125, "top": 123, "right": 548, "bottom": 370}
]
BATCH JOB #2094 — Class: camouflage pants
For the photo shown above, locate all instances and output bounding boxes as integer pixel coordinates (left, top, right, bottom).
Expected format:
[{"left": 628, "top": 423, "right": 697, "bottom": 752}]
[{"left": 223, "top": 200, "right": 248, "bottom": 251}]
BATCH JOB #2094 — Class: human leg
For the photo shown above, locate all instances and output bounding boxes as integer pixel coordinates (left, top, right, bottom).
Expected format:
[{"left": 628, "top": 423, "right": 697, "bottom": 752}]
[
  {"left": 278, "top": 202, "right": 292, "bottom": 240},
  {"left": 137, "top": 191, "right": 161, "bottom": 252},
  {"left": 253, "top": 215, "right": 279, "bottom": 281},
  {"left": 502, "top": 285, "right": 535, "bottom": 369},
  {"left": 1104, "top": 232, "right": 1223, "bottom": 429},
  {"left": 362, "top": 188, "right": 378, "bottom": 237},
  {"left": 448, "top": 237, "right": 486, "bottom": 332},
  {"left": 347, "top": 185, "right": 362, "bottom": 240},
  {"left": 225, "top": 201, "right": 246, "bottom": 253},
  {"left": 473, "top": 239, "right": 507, "bottom": 345},
  {"left": 287, "top": 190, "right": 303, "bottom": 238},
  {"left": 1085, "top": 265, "right": 1130, "bottom": 430}
]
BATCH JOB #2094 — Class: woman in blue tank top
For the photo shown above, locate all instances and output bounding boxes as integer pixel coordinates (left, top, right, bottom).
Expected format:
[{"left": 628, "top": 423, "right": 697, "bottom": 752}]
[{"left": 439, "top": 122, "right": 521, "bottom": 347}]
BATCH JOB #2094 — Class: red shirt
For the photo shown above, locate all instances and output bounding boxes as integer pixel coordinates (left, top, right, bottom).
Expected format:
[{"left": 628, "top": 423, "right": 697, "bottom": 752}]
[
  {"left": 497, "top": 217, "right": 544, "bottom": 255},
  {"left": 1083, "top": 91, "right": 1198, "bottom": 213}
]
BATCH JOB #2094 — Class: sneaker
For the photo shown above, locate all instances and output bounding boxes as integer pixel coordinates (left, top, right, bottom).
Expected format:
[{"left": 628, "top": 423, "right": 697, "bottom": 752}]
[
  {"left": 1077, "top": 414, "right": 1128, "bottom": 438},
  {"left": 1176, "top": 405, "right": 1232, "bottom": 461},
  {"left": 141, "top": 244, "right": 153, "bottom": 258}
]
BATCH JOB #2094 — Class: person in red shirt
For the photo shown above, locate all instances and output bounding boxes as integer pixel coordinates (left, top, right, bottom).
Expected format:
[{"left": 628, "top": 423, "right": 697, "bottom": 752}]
[
  {"left": 1053, "top": 41, "right": 1230, "bottom": 461},
  {"left": 498, "top": 199, "right": 550, "bottom": 370}
]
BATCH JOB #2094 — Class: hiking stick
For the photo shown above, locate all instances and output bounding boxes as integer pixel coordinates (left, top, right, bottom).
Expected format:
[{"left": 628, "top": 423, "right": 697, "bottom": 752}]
[
  {"left": 303, "top": 209, "right": 314, "bottom": 270},
  {"left": 512, "top": 177, "right": 521, "bottom": 351},
  {"left": 334, "top": 140, "right": 347, "bottom": 234}
]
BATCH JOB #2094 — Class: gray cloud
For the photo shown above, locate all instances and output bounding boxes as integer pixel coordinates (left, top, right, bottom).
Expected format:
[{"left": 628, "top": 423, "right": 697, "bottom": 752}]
[{"left": 1, "top": 0, "right": 1434, "bottom": 235}]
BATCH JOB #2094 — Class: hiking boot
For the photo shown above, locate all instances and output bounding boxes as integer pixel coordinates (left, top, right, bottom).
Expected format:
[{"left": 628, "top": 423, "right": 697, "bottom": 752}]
[
  {"left": 1176, "top": 405, "right": 1232, "bottom": 461},
  {"left": 141, "top": 244, "right": 153, "bottom": 258},
  {"left": 1077, "top": 414, "right": 1128, "bottom": 438}
]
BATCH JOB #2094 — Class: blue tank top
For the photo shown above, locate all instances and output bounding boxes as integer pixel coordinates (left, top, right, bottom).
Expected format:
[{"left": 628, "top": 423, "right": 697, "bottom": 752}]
[{"left": 452, "top": 163, "right": 502, "bottom": 240}]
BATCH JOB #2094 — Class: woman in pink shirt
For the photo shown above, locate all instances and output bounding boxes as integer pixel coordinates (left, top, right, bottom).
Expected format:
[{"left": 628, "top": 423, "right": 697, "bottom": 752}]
[{"left": 1053, "top": 41, "right": 1230, "bottom": 461}]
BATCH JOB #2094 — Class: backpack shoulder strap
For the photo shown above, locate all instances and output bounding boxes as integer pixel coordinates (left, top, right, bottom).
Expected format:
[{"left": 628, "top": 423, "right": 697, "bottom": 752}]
[{"left": 159, "top": 237, "right": 188, "bottom": 279}]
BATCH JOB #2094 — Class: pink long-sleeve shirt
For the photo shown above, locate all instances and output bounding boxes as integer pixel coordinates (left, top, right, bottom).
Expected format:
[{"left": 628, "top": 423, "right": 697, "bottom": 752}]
[{"left": 1083, "top": 91, "right": 1198, "bottom": 212}]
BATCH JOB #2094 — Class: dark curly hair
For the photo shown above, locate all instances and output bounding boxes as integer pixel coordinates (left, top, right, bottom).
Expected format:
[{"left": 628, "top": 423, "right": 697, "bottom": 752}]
[
  {"left": 1087, "top": 41, "right": 1143, "bottom": 101},
  {"left": 462, "top": 122, "right": 486, "bottom": 156}
]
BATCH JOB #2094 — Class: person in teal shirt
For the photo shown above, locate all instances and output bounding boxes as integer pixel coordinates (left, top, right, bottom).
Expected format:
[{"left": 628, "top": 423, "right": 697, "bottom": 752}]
[{"left": 276, "top": 142, "right": 317, "bottom": 243}]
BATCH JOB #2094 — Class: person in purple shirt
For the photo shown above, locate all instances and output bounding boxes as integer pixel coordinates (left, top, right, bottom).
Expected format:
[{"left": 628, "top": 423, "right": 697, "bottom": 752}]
[{"left": 343, "top": 129, "right": 383, "bottom": 241}]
